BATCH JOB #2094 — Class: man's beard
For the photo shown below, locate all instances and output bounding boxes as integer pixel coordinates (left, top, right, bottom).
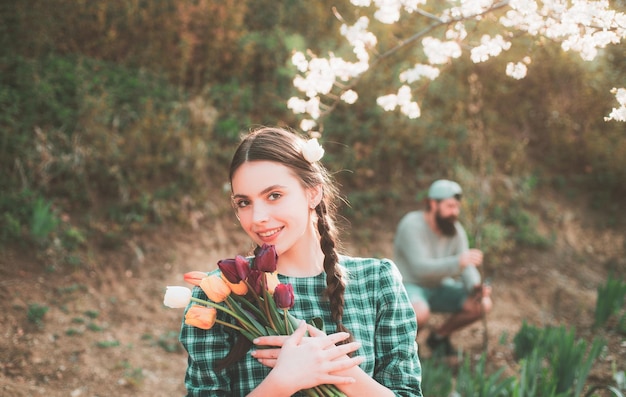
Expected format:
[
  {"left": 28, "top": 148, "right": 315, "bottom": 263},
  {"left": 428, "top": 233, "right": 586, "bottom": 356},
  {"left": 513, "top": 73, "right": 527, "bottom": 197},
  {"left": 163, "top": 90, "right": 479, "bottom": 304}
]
[{"left": 435, "top": 211, "right": 458, "bottom": 237}]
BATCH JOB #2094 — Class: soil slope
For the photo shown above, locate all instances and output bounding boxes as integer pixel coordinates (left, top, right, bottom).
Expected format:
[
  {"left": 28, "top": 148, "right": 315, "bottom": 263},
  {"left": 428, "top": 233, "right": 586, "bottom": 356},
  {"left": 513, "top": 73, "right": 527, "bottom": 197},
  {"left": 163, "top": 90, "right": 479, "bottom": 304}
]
[{"left": 1, "top": 199, "right": 624, "bottom": 396}]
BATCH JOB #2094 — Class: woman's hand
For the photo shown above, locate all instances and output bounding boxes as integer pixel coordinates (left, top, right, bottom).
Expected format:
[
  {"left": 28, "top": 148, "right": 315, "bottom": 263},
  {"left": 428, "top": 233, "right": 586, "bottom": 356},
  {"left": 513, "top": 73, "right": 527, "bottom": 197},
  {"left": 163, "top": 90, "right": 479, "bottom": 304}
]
[{"left": 251, "top": 321, "right": 364, "bottom": 390}]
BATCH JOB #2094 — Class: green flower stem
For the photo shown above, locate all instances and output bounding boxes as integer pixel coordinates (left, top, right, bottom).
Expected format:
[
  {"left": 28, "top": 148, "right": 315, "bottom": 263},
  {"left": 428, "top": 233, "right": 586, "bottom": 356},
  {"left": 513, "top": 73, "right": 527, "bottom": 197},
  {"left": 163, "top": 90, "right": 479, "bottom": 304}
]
[
  {"left": 190, "top": 297, "right": 258, "bottom": 336},
  {"left": 230, "top": 293, "right": 264, "bottom": 319},
  {"left": 261, "top": 276, "right": 277, "bottom": 332},
  {"left": 214, "top": 318, "right": 247, "bottom": 333},
  {"left": 283, "top": 309, "right": 292, "bottom": 334},
  {"left": 222, "top": 297, "right": 262, "bottom": 336},
  {"left": 303, "top": 388, "right": 321, "bottom": 397},
  {"left": 315, "top": 384, "right": 346, "bottom": 397},
  {"left": 244, "top": 280, "right": 261, "bottom": 303}
]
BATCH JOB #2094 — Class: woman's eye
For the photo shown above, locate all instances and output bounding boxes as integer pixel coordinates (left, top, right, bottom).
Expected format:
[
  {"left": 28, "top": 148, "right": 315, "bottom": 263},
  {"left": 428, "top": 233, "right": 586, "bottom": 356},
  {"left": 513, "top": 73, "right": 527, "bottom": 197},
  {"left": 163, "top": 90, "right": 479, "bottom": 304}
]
[
  {"left": 268, "top": 192, "right": 282, "bottom": 201},
  {"left": 235, "top": 199, "right": 250, "bottom": 208}
]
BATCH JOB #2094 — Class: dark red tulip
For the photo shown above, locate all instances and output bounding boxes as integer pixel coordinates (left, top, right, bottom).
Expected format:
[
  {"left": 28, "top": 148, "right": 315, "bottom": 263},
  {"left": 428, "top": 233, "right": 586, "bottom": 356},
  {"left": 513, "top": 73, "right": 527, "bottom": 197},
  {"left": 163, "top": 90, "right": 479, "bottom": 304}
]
[
  {"left": 255, "top": 244, "right": 278, "bottom": 272},
  {"left": 235, "top": 255, "right": 251, "bottom": 280},
  {"left": 218, "top": 255, "right": 250, "bottom": 284},
  {"left": 217, "top": 258, "right": 239, "bottom": 283},
  {"left": 273, "top": 283, "right": 295, "bottom": 310},
  {"left": 247, "top": 269, "right": 264, "bottom": 295}
]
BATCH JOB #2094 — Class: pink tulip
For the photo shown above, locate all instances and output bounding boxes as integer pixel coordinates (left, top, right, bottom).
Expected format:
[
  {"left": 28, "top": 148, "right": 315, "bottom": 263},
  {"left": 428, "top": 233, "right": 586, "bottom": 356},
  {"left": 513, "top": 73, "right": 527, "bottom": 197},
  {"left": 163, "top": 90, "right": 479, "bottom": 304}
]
[{"left": 183, "top": 271, "right": 207, "bottom": 287}]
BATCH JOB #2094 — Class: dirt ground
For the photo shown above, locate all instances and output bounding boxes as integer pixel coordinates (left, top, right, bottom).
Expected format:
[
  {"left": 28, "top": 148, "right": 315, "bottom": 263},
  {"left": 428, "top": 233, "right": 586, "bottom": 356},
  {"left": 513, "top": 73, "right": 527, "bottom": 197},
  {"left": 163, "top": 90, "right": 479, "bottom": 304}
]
[{"left": 1, "top": 198, "right": 625, "bottom": 397}]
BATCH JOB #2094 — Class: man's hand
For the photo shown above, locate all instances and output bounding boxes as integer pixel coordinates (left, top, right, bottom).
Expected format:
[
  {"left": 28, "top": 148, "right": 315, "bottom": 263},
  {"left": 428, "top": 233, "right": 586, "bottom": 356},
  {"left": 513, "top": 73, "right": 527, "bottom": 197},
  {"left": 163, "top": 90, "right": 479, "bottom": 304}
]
[{"left": 459, "top": 249, "right": 483, "bottom": 269}]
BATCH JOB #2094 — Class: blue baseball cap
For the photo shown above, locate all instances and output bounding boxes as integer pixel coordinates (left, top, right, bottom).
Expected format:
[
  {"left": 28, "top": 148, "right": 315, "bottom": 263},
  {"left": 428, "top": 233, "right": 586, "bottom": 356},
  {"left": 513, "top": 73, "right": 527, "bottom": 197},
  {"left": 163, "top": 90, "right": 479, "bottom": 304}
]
[{"left": 428, "top": 179, "right": 462, "bottom": 200}]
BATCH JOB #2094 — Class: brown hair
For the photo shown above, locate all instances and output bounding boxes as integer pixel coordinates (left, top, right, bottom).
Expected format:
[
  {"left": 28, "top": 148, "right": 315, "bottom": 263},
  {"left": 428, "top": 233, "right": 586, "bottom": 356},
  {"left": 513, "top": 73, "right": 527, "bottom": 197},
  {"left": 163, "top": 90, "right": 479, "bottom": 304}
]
[{"left": 218, "top": 126, "right": 350, "bottom": 369}]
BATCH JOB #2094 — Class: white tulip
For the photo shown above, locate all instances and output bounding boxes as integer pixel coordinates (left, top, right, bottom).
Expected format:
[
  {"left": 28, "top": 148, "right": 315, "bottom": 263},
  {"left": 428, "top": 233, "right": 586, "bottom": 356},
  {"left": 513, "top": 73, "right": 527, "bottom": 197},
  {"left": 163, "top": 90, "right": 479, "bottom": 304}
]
[{"left": 163, "top": 286, "right": 192, "bottom": 308}]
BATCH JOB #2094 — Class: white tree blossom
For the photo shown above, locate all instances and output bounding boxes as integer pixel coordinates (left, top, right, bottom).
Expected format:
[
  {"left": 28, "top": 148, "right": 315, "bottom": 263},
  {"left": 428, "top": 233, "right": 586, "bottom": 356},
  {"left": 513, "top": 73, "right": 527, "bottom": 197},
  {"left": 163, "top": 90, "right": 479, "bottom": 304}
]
[
  {"left": 605, "top": 88, "right": 626, "bottom": 122},
  {"left": 289, "top": 0, "right": 626, "bottom": 126},
  {"left": 505, "top": 61, "right": 528, "bottom": 80},
  {"left": 340, "top": 89, "right": 359, "bottom": 104},
  {"left": 376, "top": 85, "right": 421, "bottom": 118}
]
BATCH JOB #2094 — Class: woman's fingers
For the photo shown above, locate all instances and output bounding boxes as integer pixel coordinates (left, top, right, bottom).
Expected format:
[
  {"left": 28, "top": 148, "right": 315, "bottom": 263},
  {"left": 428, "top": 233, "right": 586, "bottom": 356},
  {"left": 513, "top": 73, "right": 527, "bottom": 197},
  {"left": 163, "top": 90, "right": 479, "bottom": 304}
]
[
  {"left": 326, "top": 355, "right": 365, "bottom": 374},
  {"left": 326, "top": 341, "right": 361, "bottom": 360},
  {"left": 253, "top": 340, "right": 362, "bottom": 369},
  {"left": 253, "top": 320, "right": 307, "bottom": 347},
  {"left": 254, "top": 323, "right": 351, "bottom": 349},
  {"left": 306, "top": 323, "right": 326, "bottom": 337}
]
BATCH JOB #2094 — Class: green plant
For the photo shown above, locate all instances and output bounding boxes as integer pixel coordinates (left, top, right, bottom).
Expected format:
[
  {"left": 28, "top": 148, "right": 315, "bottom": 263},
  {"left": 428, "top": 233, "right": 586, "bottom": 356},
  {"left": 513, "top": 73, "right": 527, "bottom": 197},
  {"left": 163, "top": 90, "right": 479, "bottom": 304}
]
[
  {"left": 549, "top": 328, "right": 605, "bottom": 396},
  {"left": 454, "top": 352, "right": 515, "bottom": 397},
  {"left": 96, "top": 340, "right": 120, "bottom": 348},
  {"left": 583, "top": 385, "right": 624, "bottom": 397},
  {"left": 65, "top": 328, "right": 83, "bottom": 336},
  {"left": 157, "top": 331, "right": 182, "bottom": 353},
  {"left": 618, "top": 313, "right": 626, "bottom": 334},
  {"left": 27, "top": 303, "right": 49, "bottom": 327},
  {"left": 513, "top": 322, "right": 606, "bottom": 396},
  {"left": 513, "top": 320, "right": 543, "bottom": 360},
  {"left": 30, "top": 197, "right": 60, "bottom": 245},
  {"left": 505, "top": 206, "right": 552, "bottom": 249},
  {"left": 87, "top": 323, "right": 104, "bottom": 332},
  {"left": 594, "top": 275, "right": 626, "bottom": 329},
  {"left": 419, "top": 357, "right": 454, "bottom": 396},
  {"left": 511, "top": 349, "right": 567, "bottom": 397}
]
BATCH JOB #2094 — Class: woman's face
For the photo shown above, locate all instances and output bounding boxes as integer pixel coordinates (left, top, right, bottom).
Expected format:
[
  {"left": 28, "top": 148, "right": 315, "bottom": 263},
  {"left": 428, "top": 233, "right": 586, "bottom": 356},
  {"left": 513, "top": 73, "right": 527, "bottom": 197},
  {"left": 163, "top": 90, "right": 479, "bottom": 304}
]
[{"left": 231, "top": 161, "right": 317, "bottom": 256}]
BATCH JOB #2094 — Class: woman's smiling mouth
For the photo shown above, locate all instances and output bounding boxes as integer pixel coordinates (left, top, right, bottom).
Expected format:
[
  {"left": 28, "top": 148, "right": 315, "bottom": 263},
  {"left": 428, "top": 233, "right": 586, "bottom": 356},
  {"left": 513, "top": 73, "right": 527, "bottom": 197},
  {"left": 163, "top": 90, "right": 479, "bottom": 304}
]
[{"left": 257, "top": 227, "right": 282, "bottom": 238}]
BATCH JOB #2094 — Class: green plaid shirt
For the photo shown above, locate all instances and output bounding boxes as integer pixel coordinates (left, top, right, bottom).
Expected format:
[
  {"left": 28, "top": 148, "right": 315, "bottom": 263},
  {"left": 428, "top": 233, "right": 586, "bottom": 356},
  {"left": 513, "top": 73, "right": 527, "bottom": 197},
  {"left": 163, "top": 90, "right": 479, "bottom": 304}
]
[{"left": 180, "top": 256, "right": 422, "bottom": 396}]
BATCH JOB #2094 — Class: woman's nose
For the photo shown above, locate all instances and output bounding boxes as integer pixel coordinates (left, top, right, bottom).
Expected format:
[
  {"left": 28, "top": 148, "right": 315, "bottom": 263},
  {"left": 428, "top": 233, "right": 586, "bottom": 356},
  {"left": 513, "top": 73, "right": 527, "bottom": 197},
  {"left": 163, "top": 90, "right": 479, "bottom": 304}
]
[{"left": 252, "top": 203, "right": 270, "bottom": 223}]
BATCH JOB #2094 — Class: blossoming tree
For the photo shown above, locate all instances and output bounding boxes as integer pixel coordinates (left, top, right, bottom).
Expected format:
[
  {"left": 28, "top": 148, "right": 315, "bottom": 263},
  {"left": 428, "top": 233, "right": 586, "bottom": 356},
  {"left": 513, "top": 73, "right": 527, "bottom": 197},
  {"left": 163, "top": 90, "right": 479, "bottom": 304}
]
[{"left": 287, "top": 0, "right": 626, "bottom": 132}]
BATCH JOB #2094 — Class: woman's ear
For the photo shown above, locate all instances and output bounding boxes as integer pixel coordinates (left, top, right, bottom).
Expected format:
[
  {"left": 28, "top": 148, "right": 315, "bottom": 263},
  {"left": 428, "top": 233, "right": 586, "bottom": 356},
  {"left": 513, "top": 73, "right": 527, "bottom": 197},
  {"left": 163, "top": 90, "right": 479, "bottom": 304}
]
[{"left": 308, "top": 185, "right": 323, "bottom": 209}]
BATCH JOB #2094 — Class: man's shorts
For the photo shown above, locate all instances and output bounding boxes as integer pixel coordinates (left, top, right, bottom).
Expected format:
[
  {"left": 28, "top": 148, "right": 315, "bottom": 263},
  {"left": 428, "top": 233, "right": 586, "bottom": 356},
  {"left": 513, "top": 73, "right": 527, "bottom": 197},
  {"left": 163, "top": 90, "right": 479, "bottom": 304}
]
[{"left": 404, "top": 278, "right": 467, "bottom": 313}]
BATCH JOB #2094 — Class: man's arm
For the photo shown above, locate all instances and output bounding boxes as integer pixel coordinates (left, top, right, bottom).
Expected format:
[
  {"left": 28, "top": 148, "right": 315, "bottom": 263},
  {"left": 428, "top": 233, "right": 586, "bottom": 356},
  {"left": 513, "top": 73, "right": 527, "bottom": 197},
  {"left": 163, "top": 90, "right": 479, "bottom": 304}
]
[{"left": 394, "top": 214, "right": 462, "bottom": 284}]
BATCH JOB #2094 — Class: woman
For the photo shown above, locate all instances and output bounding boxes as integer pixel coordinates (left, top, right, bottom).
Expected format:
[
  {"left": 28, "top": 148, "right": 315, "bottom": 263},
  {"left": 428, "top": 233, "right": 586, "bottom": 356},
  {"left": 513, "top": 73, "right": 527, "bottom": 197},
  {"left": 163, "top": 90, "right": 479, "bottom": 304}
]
[{"left": 180, "top": 127, "right": 422, "bottom": 396}]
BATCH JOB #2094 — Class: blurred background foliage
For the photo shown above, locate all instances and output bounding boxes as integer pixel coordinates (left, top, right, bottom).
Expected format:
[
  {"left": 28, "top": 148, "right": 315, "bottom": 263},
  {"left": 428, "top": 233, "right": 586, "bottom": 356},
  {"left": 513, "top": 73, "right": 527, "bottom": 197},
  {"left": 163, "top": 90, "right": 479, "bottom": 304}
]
[{"left": 0, "top": 0, "right": 624, "bottom": 269}]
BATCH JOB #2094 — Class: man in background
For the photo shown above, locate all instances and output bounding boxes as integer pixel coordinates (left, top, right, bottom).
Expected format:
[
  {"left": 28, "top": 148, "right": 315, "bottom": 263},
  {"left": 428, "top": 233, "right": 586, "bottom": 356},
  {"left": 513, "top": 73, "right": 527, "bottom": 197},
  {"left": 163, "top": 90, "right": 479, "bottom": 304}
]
[{"left": 394, "top": 179, "right": 492, "bottom": 355}]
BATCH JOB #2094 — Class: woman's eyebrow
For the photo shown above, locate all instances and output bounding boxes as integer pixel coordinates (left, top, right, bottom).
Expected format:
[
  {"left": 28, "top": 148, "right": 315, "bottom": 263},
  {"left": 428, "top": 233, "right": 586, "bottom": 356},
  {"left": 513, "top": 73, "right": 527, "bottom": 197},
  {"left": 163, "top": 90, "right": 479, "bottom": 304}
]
[{"left": 232, "top": 184, "right": 287, "bottom": 200}]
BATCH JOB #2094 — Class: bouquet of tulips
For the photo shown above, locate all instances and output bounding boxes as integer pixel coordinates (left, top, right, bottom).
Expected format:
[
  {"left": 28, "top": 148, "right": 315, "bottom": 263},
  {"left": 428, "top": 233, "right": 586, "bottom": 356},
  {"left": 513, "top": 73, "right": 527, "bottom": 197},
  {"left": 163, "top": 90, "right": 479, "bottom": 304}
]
[{"left": 163, "top": 244, "right": 346, "bottom": 397}]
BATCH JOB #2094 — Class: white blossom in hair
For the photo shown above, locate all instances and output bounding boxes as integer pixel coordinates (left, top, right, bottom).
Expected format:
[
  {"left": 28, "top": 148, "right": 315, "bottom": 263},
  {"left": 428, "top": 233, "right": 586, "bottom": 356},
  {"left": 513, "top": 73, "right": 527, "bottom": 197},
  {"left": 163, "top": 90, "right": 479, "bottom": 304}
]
[{"left": 300, "top": 138, "right": 325, "bottom": 163}]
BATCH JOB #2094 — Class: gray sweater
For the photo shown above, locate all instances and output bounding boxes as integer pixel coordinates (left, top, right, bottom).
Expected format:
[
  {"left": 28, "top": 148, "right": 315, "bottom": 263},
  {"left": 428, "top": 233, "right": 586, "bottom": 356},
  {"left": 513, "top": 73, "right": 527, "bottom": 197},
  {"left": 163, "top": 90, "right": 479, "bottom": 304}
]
[{"left": 393, "top": 210, "right": 480, "bottom": 289}]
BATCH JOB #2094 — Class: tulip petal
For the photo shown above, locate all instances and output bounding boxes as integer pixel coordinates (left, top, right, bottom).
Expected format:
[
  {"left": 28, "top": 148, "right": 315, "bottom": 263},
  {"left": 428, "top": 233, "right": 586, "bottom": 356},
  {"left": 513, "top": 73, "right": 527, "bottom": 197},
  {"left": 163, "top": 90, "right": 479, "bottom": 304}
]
[
  {"left": 222, "top": 274, "right": 249, "bottom": 296},
  {"left": 274, "top": 283, "right": 295, "bottom": 309},
  {"left": 255, "top": 244, "right": 278, "bottom": 272},
  {"left": 183, "top": 271, "right": 208, "bottom": 287},
  {"left": 218, "top": 258, "right": 240, "bottom": 283},
  {"left": 185, "top": 305, "right": 217, "bottom": 330},
  {"left": 163, "top": 286, "right": 192, "bottom": 308},
  {"left": 200, "top": 274, "right": 232, "bottom": 303}
]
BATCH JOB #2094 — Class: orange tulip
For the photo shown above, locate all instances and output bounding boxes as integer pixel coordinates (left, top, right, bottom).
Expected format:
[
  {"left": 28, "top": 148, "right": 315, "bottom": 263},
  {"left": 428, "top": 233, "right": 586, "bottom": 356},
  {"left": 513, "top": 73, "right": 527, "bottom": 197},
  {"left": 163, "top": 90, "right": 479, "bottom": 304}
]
[
  {"left": 200, "top": 274, "right": 231, "bottom": 302},
  {"left": 221, "top": 273, "right": 248, "bottom": 296},
  {"left": 185, "top": 305, "right": 217, "bottom": 330},
  {"left": 183, "top": 271, "right": 207, "bottom": 287}
]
